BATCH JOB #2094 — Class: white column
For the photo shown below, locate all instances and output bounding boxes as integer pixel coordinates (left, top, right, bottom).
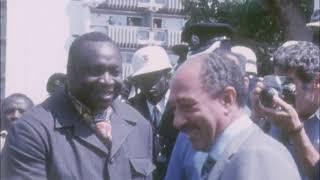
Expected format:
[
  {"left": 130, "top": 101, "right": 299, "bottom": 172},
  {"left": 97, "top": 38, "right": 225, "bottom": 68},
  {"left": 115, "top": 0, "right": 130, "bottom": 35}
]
[{"left": 315, "top": 0, "right": 319, "bottom": 11}]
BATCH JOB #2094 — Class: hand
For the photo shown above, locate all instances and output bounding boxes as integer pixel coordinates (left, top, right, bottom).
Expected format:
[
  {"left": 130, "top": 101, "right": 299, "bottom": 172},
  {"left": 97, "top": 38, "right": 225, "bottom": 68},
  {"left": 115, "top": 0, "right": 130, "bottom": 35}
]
[
  {"left": 258, "top": 95, "right": 301, "bottom": 131},
  {"left": 250, "top": 81, "right": 266, "bottom": 123}
]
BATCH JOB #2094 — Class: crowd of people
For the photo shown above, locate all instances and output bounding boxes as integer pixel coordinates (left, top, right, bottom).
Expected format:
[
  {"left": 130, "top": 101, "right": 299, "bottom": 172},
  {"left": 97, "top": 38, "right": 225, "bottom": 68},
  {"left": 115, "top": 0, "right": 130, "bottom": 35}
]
[{"left": 0, "top": 6, "right": 319, "bottom": 180}]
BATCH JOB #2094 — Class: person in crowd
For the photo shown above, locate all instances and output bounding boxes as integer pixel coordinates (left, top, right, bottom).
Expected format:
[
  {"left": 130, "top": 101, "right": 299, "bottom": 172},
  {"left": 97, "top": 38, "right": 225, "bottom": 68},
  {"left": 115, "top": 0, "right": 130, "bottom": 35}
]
[
  {"left": 307, "top": 5, "right": 320, "bottom": 46},
  {"left": 128, "top": 45, "right": 175, "bottom": 180},
  {"left": 169, "top": 49, "right": 301, "bottom": 180},
  {"left": 231, "top": 46, "right": 259, "bottom": 107},
  {"left": 1, "top": 93, "right": 34, "bottom": 130},
  {"left": 118, "top": 77, "right": 133, "bottom": 102},
  {"left": 1, "top": 32, "right": 154, "bottom": 180},
  {"left": 181, "top": 19, "right": 233, "bottom": 57},
  {"left": 166, "top": 21, "right": 237, "bottom": 180},
  {"left": 46, "top": 72, "right": 66, "bottom": 96},
  {"left": 251, "top": 41, "right": 320, "bottom": 179},
  {"left": 171, "top": 44, "right": 189, "bottom": 71},
  {"left": 0, "top": 93, "right": 34, "bottom": 154}
]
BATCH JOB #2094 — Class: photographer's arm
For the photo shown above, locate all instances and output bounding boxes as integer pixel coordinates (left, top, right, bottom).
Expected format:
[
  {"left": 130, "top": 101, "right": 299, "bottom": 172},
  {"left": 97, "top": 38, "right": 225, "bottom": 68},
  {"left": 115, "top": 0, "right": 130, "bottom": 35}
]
[
  {"left": 259, "top": 96, "right": 319, "bottom": 178},
  {"left": 290, "top": 127, "right": 319, "bottom": 178}
]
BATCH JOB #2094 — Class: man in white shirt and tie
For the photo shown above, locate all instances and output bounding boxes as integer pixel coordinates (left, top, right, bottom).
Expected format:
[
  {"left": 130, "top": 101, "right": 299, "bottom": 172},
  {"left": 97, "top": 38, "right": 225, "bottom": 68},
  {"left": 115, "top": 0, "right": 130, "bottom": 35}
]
[{"left": 128, "top": 46, "right": 176, "bottom": 180}]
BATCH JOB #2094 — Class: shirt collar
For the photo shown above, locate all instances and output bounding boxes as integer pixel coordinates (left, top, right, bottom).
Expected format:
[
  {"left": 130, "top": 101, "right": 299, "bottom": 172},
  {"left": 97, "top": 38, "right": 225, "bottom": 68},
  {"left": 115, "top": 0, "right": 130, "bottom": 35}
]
[
  {"left": 146, "top": 90, "right": 170, "bottom": 115},
  {"left": 67, "top": 90, "right": 113, "bottom": 124},
  {"left": 316, "top": 108, "right": 320, "bottom": 119},
  {"left": 310, "top": 108, "right": 320, "bottom": 120},
  {"left": 209, "top": 113, "right": 253, "bottom": 160}
]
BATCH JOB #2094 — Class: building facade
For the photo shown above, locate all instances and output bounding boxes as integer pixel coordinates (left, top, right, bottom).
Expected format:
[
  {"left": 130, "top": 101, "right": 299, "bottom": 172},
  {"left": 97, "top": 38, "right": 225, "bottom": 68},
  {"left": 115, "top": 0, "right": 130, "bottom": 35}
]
[
  {"left": 0, "top": 0, "right": 6, "bottom": 102},
  {"left": 5, "top": 0, "right": 185, "bottom": 104},
  {"left": 90, "top": 0, "right": 185, "bottom": 77}
]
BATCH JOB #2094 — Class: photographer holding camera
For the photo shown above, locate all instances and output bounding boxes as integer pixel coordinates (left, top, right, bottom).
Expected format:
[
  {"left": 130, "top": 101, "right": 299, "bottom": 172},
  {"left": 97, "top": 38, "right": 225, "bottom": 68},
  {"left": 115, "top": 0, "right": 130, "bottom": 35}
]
[{"left": 251, "top": 41, "right": 320, "bottom": 180}]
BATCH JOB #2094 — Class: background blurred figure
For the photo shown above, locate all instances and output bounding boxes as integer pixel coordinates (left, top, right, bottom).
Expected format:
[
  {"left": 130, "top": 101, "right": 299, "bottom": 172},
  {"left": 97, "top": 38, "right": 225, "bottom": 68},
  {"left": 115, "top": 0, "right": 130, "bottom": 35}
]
[
  {"left": 181, "top": 20, "right": 234, "bottom": 57},
  {"left": 171, "top": 44, "right": 188, "bottom": 71},
  {"left": 1, "top": 93, "right": 34, "bottom": 130},
  {"left": 0, "top": 93, "right": 34, "bottom": 153},
  {"left": 251, "top": 41, "right": 320, "bottom": 179},
  {"left": 46, "top": 73, "right": 66, "bottom": 96},
  {"left": 128, "top": 45, "right": 174, "bottom": 180},
  {"left": 307, "top": 0, "right": 320, "bottom": 46},
  {"left": 231, "top": 46, "right": 259, "bottom": 108},
  {"left": 118, "top": 77, "right": 133, "bottom": 102}
]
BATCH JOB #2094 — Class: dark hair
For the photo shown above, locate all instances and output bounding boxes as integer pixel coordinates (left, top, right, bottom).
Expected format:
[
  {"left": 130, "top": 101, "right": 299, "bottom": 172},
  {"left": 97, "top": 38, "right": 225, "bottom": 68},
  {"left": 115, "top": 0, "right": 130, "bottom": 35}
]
[
  {"left": 46, "top": 73, "right": 66, "bottom": 94},
  {"left": 1, "top": 93, "right": 34, "bottom": 110},
  {"left": 200, "top": 49, "right": 246, "bottom": 107},
  {"left": 67, "top": 32, "right": 118, "bottom": 73},
  {"left": 273, "top": 41, "right": 320, "bottom": 82}
]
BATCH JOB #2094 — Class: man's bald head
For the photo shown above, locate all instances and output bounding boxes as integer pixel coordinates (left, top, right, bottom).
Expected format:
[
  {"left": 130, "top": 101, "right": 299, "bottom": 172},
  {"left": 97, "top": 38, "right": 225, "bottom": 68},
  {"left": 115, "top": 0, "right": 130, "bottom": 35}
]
[
  {"left": 174, "top": 50, "right": 246, "bottom": 107},
  {"left": 170, "top": 50, "right": 246, "bottom": 150}
]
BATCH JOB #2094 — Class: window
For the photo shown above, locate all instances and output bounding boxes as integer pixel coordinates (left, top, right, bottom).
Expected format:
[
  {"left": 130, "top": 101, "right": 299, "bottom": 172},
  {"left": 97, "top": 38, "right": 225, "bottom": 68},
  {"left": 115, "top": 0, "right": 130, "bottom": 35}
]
[
  {"left": 137, "top": 30, "right": 150, "bottom": 40},
  {"left": 155, "top": 0, "right": 165, "bottom": 4},
  {"left": 127, "top": 17, "right": 143, "bottom": 26},
  {"left": 153, "top": 18, "right": 162, "bottom": 28},
  {"left": 154, "top": 31, "right": 166, "bottom": 41}
]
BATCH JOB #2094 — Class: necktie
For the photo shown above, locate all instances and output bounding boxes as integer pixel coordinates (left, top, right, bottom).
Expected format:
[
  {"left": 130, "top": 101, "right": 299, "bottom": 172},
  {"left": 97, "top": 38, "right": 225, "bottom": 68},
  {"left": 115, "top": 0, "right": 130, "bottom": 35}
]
[
  {"left": 95, "top": 119, "right": 112, "bottom": 149},
  {"left": 201, "top": 156, "right": 216, "bottom": 180},
  {"left": 152, "top": 106, "right": 160, "bottom": 128}
]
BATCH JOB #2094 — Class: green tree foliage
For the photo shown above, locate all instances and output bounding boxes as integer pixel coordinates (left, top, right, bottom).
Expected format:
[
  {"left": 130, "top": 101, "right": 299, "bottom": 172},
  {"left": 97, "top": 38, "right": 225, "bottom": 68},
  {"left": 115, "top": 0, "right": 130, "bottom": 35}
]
[{"left": 182, "top": 0, "right": 313, "bottom": 75}]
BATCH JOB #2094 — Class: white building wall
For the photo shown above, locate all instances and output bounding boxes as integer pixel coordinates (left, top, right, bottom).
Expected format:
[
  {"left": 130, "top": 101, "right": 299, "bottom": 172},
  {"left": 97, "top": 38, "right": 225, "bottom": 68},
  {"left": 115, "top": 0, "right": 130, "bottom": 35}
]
[
  {"left": 6, "top": 0, "right": 91, "bottom": 104},
  {"left": 6, "top": 0, "right": 184, "bottom": 104}
]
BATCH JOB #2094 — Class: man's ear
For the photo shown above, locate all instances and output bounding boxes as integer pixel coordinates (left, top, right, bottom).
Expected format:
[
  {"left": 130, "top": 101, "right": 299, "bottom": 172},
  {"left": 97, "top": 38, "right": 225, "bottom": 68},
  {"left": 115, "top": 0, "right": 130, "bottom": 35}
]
[{"left": 220, "top": 86, "right": 237, "bottom": 107}]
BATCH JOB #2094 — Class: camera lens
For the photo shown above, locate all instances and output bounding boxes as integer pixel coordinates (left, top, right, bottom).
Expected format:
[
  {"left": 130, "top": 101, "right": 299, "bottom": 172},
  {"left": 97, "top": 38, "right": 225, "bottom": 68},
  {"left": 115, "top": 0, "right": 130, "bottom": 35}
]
[
  {"left": 282, "top": 83, "right": 296, "bottom": 105},
  {"left": 260, "top": 87, "right": 279, "bottom": 108}
]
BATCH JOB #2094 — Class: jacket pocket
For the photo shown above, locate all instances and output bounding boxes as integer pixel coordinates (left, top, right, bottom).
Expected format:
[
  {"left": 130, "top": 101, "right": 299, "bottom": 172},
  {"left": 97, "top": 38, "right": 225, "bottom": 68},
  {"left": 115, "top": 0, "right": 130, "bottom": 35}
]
[{"left": 129, "top": 158, "right": 155, "bottom": 178}]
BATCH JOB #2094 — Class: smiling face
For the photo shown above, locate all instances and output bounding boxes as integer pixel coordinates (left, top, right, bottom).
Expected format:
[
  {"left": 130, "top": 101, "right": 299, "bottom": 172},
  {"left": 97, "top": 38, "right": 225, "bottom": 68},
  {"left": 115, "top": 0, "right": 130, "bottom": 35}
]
[
  {"left": 169, "top": 57, "right": 225, "bottom": 151},
  {"left": 67, "top": 41, "right": 122, "bottom": 114}
]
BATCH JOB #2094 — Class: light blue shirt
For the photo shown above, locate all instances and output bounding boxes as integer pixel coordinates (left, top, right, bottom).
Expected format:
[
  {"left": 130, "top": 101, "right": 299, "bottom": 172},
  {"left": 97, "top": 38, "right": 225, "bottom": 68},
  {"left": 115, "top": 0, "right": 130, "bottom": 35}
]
[{"left": 165, "top": 132, "right": 207, "bottom": 180}]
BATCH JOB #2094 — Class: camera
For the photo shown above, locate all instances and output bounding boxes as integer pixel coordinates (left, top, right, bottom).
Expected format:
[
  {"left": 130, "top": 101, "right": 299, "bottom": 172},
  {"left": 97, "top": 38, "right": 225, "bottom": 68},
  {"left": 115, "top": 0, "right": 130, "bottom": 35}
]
[{"left": 259, "top": 75, "right": 296, "bottom": 107}]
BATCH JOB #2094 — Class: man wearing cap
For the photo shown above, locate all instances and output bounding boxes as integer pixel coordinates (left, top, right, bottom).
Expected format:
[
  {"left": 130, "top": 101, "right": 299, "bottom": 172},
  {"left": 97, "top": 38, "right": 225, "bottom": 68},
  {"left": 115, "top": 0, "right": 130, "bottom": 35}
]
[
  {"left": 231, "top": 46, "right": 260, "bottom": 109},
  {"left": 129, "top": 45, "right": 176, "bottom": 180},
  {"left": 181, "top": 20, "right": 234, "bottom": 57}
]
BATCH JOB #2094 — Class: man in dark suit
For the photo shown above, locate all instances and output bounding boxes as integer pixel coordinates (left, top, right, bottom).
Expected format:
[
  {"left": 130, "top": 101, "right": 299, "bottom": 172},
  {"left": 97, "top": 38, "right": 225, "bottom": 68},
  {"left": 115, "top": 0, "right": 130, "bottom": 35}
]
[
  {"left": 128, "top": 46, "right": 177, "bottom": 180},
  {"left": 169, "top": 49, "right": 301, "bottom": 180},
  {"left": 1, "top": 32, "right": 154, "bottom": 180}
]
